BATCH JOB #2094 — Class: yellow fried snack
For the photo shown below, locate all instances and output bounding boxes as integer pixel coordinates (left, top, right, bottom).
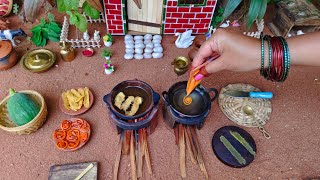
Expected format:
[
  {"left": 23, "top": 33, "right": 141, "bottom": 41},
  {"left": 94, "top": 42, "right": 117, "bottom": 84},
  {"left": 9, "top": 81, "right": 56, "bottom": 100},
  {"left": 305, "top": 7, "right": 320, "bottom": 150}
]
[
  {"left": 114, "top": 92, "right": 126, "bottom": 109},
  {"left": 125, "top": 97, "right": 143, "bottom": 116},
  {"left": 78, "top": 88, "right": 85, "bottom": 97},
  {"left": 77, "top": 99, "right": 83, "bottom": 110},
  {"left": 69, "top": 99, "right": 79, "bottom": 111},
  {"left": 71, "top": 89, "right": 83, "bottom": 98},
  {"left": 121, "top": 96, "right": 134, "bottom": 111},
  {"left": 84, "top": 87, "right": 90, "bottom": 108},
  {"left": 66, "top": 90, "right": 78, "bottom": 102},
  {"left": 62, "top": 92, "right": 71, "bottom": 110}
]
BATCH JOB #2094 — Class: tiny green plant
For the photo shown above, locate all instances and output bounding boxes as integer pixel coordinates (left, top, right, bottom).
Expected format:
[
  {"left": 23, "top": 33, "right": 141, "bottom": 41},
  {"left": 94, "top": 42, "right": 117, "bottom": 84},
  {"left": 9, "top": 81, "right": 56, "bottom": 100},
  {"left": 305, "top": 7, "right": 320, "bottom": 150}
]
[
  {"left": 101, "top": 49, "right": 112, "bottom": 57},
  {"left": 211, "top": 7, "right": 224, "bottom": 28},
  {"left": 31, "top": 13, "right": 62, "bottom": 47},
  {"left": 103, "top": 33, "right": 113, "bottom": 42},
  {"left": 12, "top": 3, "right": 19, "bottom": 15},
  {"left": 104, "top": 60, "right": 114, "bottom": 71}
]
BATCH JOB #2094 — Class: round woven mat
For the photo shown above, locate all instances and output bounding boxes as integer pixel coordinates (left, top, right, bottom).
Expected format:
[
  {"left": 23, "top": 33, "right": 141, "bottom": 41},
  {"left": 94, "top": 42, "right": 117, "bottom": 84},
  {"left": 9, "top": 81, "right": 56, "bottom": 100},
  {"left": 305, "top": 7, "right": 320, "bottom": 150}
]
[{"left": 218, "top": 84, "right": 272, "bottom": 127}]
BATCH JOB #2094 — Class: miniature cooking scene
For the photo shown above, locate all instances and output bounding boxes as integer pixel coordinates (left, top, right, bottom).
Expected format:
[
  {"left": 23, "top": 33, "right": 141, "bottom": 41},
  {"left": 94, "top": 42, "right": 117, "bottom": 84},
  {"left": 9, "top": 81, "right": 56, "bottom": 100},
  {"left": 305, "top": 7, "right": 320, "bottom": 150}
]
[{"left": 0, "top": 0, "right": 320, "bottom": 179}]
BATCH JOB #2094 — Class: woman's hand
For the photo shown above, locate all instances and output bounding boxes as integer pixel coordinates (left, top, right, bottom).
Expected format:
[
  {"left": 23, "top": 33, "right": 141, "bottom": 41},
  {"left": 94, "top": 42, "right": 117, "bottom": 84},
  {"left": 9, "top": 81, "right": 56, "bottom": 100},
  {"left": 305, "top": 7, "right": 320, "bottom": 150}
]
[{"left": 192, "top": 29, "right": 263, "bottom": 75}]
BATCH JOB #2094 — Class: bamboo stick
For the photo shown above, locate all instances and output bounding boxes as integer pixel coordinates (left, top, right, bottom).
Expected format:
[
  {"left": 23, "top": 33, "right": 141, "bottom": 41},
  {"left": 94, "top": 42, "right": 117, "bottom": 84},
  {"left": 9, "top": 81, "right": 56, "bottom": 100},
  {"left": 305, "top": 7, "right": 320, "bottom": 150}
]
[
  {"left": 190, "top": 127, "right": 208, "bottom": 180},
  {"left": 113, "top": 133, "right": 124, "bottom": 180},
  {"left": 179, "top": 124, "right": 186, "bottom": 178},
  {"left": 122, "top": 130, "right": 131, "bottom": 155},
  {"left": 186, "top": 126, "right": 198, "bottom": 163},
  {"left": 184, "top": 126, "right": 197, "bottom": 165},
  {"left": 174, "top": 125, "right": 179, "bottom": 145},
  {"left": 137, "top": 128, "right": 145, "bottom": 178},
  {"left": 130, "top": 131, "right": 137, "bottom": 180},
  {"left": 143, "top": 128, "right": 152, "bottom": 174}
]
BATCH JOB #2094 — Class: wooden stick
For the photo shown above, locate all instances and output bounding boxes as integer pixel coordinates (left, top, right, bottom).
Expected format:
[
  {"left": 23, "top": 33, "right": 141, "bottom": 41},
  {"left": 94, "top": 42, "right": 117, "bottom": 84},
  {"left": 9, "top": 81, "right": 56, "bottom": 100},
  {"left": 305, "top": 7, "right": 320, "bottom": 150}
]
[
  {"left": 113, "top": 134, "right": 123, "bottom": 180},
  {"left": 179, "top": 124, "right": 186, "bottom": 178},
  {"left": 137, "top": 128, "right": 144, "bottom": 178},
  {"left": 74, "top": 163, "right": 94, "bottom": 180},
  {"left": 130, "top": 131, "right": 137, "bottom": 180},
  {"left": 190, "top": 127, "right": 208, "bottom": 180},
  {"left": 122, "top": 130, "right": 131, "bottom": 155},
  {"left": 143, "top": 128, "right": 152, "bottom": 174},
  {"left": 186, "top": 126, "right": 198, "bottom": 163},
  {"left": 174, "top": 125, "right": 179, "bottom": 145},
  {"left": 192, "top": 53, "right": 220, "bottom": 72},
  {"left": 184, "top": 126, "right": 197, "bottom": 165}
]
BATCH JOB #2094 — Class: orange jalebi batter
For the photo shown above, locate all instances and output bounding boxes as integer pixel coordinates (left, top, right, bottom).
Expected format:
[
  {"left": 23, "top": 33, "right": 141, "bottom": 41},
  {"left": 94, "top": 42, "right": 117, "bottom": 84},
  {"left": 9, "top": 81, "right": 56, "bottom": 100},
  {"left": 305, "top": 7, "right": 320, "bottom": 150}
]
[{"left": 184, "top": 69, "right": 202, "bottom": 105}]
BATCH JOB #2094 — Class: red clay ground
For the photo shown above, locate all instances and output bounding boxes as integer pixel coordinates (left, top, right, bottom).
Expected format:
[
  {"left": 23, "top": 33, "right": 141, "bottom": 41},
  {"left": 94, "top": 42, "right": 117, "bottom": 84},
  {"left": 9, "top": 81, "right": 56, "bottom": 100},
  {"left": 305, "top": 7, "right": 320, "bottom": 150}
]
[{"left": 0, "top": 9, "right": 320, "bottom": 180}]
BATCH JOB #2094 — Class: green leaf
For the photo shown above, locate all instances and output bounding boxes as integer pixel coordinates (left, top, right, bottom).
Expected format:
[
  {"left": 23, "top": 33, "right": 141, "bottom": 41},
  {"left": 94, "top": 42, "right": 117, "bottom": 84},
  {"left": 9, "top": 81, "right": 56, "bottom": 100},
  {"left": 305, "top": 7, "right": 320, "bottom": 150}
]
[
  {"left": 45, "top": 22, "right": 62, "bottom": 34},
  {"left": 82, "top": 1, "right": 100, "bottom": 19},
  {"left": 40, "top": 18, "right": 46, "bottom": 26},
  {"left": 222, "top": 0, "right": 242, "bottom": 20},
  {"left": 218, "top": 7, "right": 224, "bottom": 14},
  {"left": 246, "top": 0, "right": 263, "bottom": 30},
  {"left": 57, "top": 0, "right": 66, "bottom": 12},
  {"left": 48, "top": 36, "right": 60, "bottom": 42},
  {"left": 48, "top": 13, "right": 55, "bottom": 22},
  {"left": 68, "top": 11, "right": 87, "bottom": 32},
  {"left": 258, "top": 0, "right": 268, "bottom": 21},
  {"left": 65, "top": 0, "right": 80, "bottom": 11},
  {"left": 40, "top": 37, "right": 47, "bottom": 47}
]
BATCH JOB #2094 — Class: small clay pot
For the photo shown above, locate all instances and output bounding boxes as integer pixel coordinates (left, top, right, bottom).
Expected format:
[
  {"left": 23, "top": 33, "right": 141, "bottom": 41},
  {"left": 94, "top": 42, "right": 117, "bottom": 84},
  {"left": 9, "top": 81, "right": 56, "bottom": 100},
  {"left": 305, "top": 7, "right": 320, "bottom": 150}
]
[
  {"left": 0, "top": 41, "right": 18, "bottom": 70},
  {"left": 188, "top": 47, "right": 199, "bottom": 61}
]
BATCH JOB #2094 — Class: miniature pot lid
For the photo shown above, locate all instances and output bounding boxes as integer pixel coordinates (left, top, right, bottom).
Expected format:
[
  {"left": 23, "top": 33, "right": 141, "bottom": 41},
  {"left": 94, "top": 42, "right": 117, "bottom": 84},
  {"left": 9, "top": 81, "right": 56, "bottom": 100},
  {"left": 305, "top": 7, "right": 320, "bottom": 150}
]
[
  {"left": 212, "top": 126, "right": 256, "bottom": 168},
  {"left": 20, "top": 49, "right": 56, "bottom": 73},
  {"left": 0, "top": 41, "right": 12, "bottom": 58}
]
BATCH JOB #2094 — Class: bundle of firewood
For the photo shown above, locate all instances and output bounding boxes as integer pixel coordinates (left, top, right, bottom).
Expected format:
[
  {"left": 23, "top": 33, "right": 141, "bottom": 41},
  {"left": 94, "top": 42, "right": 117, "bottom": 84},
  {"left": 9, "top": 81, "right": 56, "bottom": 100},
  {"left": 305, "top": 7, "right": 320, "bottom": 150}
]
[
  {"left": 113, "top": 125, "right": 152, "bottom": 180},
  {"left": 174, "top": 124, "right": 208, "bottom": 179}
]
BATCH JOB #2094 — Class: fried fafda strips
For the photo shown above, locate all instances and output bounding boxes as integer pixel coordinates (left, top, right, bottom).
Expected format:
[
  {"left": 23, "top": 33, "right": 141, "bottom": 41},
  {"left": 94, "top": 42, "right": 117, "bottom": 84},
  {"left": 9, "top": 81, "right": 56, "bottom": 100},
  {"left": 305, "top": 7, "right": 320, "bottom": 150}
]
[
  {"left": 121, "top": 96, "right": 134, "bottom": 112},
  {"left": 114, "top": 92, "right": 126, "bottom": 109},
  {"left": 125, "top": 97, "right": 143, "bottom": 116}
]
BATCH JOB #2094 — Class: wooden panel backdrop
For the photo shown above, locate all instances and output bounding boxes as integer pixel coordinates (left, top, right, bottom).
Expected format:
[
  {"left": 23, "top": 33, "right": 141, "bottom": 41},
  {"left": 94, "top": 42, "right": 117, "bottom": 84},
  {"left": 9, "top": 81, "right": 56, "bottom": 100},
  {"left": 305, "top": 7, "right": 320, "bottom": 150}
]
[{"left": 127, "top": 0, "right": 163, "bottom": 34}]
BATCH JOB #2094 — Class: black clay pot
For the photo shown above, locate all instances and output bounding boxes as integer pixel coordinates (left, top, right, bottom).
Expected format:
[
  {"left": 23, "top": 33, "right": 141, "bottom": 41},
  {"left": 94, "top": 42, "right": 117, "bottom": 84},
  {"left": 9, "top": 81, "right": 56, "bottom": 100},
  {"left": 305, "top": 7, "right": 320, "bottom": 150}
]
[
  {"left": 162, "top": 81, "right": 218, "bottom": 129},
  {"left": 103, "top": 80, "right": 160, "bottom": 120}
]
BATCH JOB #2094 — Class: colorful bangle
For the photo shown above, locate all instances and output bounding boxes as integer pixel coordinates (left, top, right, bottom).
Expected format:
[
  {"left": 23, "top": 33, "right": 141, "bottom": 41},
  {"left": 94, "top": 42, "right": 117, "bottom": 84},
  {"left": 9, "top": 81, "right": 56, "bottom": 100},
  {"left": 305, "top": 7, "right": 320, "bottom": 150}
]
[{"left": 260, "top": 33, "right": 265, "bottom": 77}]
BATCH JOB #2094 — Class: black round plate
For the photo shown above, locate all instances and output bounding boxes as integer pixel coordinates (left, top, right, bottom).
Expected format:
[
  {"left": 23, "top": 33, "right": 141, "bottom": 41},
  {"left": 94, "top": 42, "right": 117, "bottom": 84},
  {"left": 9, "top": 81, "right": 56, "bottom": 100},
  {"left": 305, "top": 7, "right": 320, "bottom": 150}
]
[{"left": 212, "top": 126, "right": 256, "bottom": 168}]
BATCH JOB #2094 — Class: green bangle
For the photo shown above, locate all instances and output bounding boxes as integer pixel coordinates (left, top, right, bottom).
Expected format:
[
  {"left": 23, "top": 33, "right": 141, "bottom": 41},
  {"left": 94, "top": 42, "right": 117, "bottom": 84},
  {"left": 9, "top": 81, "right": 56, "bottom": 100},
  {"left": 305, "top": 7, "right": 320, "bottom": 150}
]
[
  {"left": 264, "top": 35, "right": 273, "bottom": 80},
  {"left": 279, "top": 37, "right": 290, "bottom": 82},
  {"left": 260, "top": 34, "right": 265, "bottom": 77}
]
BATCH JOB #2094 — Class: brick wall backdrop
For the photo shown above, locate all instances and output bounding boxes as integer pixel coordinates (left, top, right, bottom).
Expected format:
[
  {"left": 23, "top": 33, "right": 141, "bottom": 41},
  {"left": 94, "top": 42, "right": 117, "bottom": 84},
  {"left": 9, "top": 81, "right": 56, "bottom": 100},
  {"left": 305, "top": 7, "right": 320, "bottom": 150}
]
[
  {"left": 104, "top": 0, "right": 126, "bottom": 35},
  {"left": 163, "top": 0, "right": 217, "bottom": 34}
]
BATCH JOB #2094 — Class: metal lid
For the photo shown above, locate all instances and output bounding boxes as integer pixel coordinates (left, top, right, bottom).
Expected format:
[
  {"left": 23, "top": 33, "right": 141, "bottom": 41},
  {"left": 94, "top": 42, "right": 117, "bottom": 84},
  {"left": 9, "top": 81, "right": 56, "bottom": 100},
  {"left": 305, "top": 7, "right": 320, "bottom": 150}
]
[
  {"left": 0, "top": 41, "right": 12, "bottom": 58},
  {"left": 20, "top": 49, "right": 56, "bottom": 73}
]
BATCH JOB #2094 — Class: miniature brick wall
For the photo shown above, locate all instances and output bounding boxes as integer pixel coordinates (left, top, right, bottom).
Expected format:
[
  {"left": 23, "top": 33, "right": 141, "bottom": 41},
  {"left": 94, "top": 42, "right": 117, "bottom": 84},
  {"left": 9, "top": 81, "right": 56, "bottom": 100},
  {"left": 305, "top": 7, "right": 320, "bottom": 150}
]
[
  {"left": 163, "top": 0, "right": 217, "bottom": 34},
  {"left": 104, "top": 0, "right": 126, "bottom": 35},
  {"left": 104, "top": 0, "right": 217, "bottom": 35}
]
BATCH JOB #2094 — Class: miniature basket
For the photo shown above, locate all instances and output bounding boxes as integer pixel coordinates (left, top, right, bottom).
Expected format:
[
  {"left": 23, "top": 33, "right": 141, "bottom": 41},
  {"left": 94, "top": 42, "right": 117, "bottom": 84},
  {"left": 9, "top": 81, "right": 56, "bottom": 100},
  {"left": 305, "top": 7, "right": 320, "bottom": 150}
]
[
  {"left": 0, "top": 90, "right": 48, "bottom": 135},
  {"left": 218, "top": 84, "right": 272, "bottom": 127}
]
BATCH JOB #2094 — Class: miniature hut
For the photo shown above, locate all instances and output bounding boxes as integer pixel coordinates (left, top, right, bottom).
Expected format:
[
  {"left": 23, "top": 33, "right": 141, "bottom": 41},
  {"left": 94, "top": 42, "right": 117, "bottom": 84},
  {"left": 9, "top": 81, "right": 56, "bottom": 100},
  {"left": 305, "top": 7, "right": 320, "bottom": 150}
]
[
  {"left": 267, "top": 0, "right": 320, "bottom": 38},
  {"left": 104, "top": 0, "right": 217, "bottom": 35}
]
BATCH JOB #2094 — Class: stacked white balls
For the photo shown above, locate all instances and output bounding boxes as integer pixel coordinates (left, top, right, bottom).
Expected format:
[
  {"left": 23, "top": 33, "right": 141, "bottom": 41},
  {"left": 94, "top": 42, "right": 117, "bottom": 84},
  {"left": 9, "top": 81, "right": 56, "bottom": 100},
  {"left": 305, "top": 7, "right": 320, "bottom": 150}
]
[{"left": 124, "top": 34, "right": 163, "bottom": 60}]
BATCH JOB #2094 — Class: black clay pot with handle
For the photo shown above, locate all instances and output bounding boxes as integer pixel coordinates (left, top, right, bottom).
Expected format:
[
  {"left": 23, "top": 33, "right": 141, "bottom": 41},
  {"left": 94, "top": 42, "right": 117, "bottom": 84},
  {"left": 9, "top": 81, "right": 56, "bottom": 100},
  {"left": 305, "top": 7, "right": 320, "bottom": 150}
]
[
  {"left": 103, "top": 79, "right": 160, "bottom": 121},
  {"left": 162, "top": 81, "right": 218, "bottom": 129}
]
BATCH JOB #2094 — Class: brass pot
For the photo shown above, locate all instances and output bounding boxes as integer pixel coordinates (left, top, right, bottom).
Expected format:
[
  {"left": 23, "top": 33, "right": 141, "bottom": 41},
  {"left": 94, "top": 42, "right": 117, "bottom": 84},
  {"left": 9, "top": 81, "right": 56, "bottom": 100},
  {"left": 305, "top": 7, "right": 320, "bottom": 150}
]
[
  {"left": 172, "top": 56, "right": 189, "bottom": 76},
  {"left": 59, "top": 41, "right": 75, "bottom": 62}
]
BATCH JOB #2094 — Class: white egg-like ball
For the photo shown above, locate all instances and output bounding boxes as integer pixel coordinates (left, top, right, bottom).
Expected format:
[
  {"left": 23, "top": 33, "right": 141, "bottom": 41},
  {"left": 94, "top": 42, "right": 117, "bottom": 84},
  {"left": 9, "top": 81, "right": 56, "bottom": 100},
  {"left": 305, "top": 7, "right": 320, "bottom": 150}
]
[
  {"left": 125, "top": 40, "right": 134, "bottom": 45},
  {"left": 134, "top": 43, "right": 145, "bottom": 49},
  {"left": 143, "top": 53, "right": 152, "bottom": 59},
  {"left": 152, "top": 52, "right": 163, "bottom": 58},
  {"left": 134, "top": 40, "right": 143, "bottom": 44},
  {"left": 135, "top": 48, "right": 143, "bottom": 54},
  {"left": 125, "top": 44, "right": 134, "bottom": 49},
  {"left": 154, "top": 43, "right": 162, "bottom": 47},
  {"left": 144, "top": 40, "right": 152, "bottom": 45},
  {"left": 144, "top": 48, "right": 153, "bottom": 53},
  {"left": 124, "top": 53, "right": 134, "bottom": 60},
  {"left": 134, "top": 54, "right": 143, "bottom": 60},
  {"left": 152, "top": 39, "right": 161, "bottom": 44},
  {"left": 153, "top": 47, "right": 163, "bottom": 53},
  {"left": 153, "top": 35, "right": 162, "bottom": 40},
  {"left": 134, "top": 35, "right": 143, "bottom": 40},
  {"left": 144, "top": 34, "right": 152, "bottom": 40},
  {"left": 146, "top": 43, "right": 154, "bottom": 49},
  {"left": 125, "top": 35, "right": 133, "bottom": 40},
  {"left": 125, "top": 48, "right": 134, "bottom": 54}
]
